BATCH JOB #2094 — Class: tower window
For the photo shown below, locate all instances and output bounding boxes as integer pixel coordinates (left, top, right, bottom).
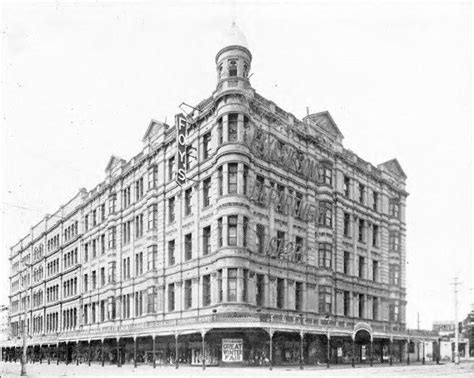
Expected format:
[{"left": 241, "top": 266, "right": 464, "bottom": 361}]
[
  {"left": 243, "top": 63, "right": 248, "bottom": 78},
  {"left": 229, "top": 60, "right": 237, "bottom": 77}
]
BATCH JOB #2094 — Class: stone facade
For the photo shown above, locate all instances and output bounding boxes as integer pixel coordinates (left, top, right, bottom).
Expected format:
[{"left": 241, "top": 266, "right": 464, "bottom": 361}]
[{"left": 4, "top": 24, "right": 427, "bottom": 367}]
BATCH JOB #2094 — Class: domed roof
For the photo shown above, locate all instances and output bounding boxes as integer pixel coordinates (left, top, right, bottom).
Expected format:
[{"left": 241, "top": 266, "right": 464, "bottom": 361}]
[{"left": 219, "top": 21, "right": 249, "bottom": 50}]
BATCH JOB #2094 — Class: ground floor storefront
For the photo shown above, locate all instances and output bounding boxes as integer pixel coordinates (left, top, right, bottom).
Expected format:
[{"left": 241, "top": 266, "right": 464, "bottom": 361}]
[{"left": 1, "top": 327, "right": 439, "bottom": 368}]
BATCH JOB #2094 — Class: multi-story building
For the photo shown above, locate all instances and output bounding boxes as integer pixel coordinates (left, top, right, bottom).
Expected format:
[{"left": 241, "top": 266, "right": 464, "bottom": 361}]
[{"left": 2, "top": 24, "right": 438, "bottom": 367}]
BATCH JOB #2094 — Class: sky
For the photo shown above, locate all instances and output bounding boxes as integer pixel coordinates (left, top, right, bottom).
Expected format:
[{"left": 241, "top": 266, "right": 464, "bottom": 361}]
[{"left": 1, "top": 0, "right": 472, "bottom": 329}]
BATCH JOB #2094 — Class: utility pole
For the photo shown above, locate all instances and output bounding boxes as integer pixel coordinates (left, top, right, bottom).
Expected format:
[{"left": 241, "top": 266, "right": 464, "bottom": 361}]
[{"left": 452, "top": 277, "right": 461, "bottom": 364}]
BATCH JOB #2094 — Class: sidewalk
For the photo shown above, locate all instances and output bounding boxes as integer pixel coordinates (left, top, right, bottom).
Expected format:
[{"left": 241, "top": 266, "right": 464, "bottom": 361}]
[{"left": 1, "top": 360, "right": 473, "bottom": 377}]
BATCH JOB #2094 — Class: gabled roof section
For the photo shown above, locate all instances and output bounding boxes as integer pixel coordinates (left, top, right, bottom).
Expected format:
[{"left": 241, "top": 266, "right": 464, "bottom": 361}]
[
  {"left": 377, "top": 158, "right": 407, "bottom": 180},
  {"left": 142, "top": 119, "right": 167, "bottom": 143},
  {"left": 303, "top": 111, "right": 344, "bottom": 142},
  {"left": 105, "top": 155, "right": 125, "bottom": 174}
]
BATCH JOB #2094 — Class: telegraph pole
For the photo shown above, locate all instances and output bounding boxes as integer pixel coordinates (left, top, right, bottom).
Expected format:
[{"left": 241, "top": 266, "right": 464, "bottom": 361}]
[{"left": 452, "top": 277, "right": 461, "bottom": 364}]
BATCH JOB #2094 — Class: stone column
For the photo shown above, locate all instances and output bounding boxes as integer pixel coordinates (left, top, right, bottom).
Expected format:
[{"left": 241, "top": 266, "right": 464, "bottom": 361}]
[
  {"left": 237, "top": 114, "right": 244, "bottom": 143},
  {"left": 222, "top": 114, "right": 229, "bottom": 142},
  {"left": 222, "top": 268, "right": 229, "bottom": 303}
]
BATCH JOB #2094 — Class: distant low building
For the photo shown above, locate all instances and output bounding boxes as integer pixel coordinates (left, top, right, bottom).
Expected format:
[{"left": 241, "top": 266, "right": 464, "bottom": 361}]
[
  {"left": 460, "top": 305, "right": 474, "bottom": 358},
  {"left": 0, "top": 305, "right": 9, "bottom": 342},
  {"left": 433, "top": 317, "right": 471, "bottom": 360}
]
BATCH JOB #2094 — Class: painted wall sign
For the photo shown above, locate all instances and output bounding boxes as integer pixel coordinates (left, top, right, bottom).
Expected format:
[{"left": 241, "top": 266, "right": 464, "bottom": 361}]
[
  {"left": 175, "top": 114, "right": 188, "bottom": 186},
  {"left": 222, "top": 338, "right": 243, "bottom": 362},
  {"left": 247, "top": 178, "right": 330, "bottom": 224},
  {"left": 244, "top": 127, "right": 326, "bottom": 183},
  {"left": 265, "top": 236, "right": 307, "bottom": 263}
]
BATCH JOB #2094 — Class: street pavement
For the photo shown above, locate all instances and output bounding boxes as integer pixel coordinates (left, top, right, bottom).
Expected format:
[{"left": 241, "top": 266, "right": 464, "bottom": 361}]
[{"left": 1, "top": 361, "right": 473, "bottom": 377}]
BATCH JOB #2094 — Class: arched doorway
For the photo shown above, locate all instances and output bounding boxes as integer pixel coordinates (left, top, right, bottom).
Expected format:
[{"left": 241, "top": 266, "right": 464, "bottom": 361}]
[{"left": 353, "top": 323, "right": 373, "bottom": 364}]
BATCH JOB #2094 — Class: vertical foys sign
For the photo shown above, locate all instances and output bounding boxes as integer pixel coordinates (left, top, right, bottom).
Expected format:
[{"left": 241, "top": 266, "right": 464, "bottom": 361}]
[{"left": 176, "top": 114, "right": 187, "bottom": 186}]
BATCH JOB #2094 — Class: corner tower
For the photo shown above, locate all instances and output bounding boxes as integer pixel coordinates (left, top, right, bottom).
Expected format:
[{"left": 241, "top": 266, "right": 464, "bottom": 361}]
[{"left": 214, "top": 22, "right": 253, "bottom": 101}]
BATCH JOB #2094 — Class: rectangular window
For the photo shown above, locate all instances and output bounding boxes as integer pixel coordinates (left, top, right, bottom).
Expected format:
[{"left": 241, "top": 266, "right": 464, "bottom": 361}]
[
  {"left": 343, "top": 251, "right": 351, "bottom": 275},
  {"left": 276, "top": 184, "right": 285, "bottom": 213},
  {"left": 101, "top": 204, "right": 106, "bottom": 222},
  {"left": 147, "top": 245, "right": 157, "bottom": 271},
  {"left": 217, "top": 118, "right": 223, "bottom": 145},
  {"left": 228, "top": 163, "right": 238, "bottom": 194},
  {"left": 389, "top": 232, "right": 400, "bottom": 251},
  {"left": 218, "top": 166, "right": 223, "bottom": 196},
  {"left": 168, "top": 284, "right": 175, "bottom": 312},
  {"left": 184, "top": 233, "right": 192, "bottom": 261},
  {"left": 135, "top": 252, "right": 143, "bottom": 276},
  {"left": 242, "top": 268, "right": 248, "bottom": 302},
  {"left": 343, "top": 291, "right": 350, "bottom": 316},
  {"left": 256, "top": 274, "right": 265, "bottom": 306},
  {"left": 203, "top": 178, "right": 211, "bottom": 207},
  {"left": 184, "top": 279, "right": 192, "bottom": 309},
  {"left": 389, "top": 264, "right": 400, "bottom": 286},
  {"left": 168, "top": 240, "right": 175, "bottom": 266},
  {"left": 372, "top": 224, "right": 378, "bottom": 247},
  {"left": 372, "top": 260, "right": 378, "bottom": 282},
  {"left": 318, "top": 201, "right": 332, "bottom": 227},
  {"left": 100, "top": 267, "right": 105, "bottom": 287},
  {"left": 168, "top": 157, "right": 175, "bottom": 181},
  {"left": 343, "top": 176, "right": 350, "bottom": 197},
  {"left": 227, "top": 268, "right": 237, "bottom": 302},
  {"left": 319, "top": 286, "right": 332, "bottom": 314},
  {"left": 276, "top": 230, "right": 286, "bottom": 255},
  {"left": 185, "top": 145, "right": 193, "bottom": 171},
  {"left": 135, "top": 214, "right": 143, "bottom": 239},
  {"left": 228, "top": 216, "right": 238, "bottom": 246},
  {"left": 203, "top": 226, "right": 211, "bottom": 256},
  {"left": 218, "top": 269, "right": 223, "bottom": 303},
  {"left": 343, "top": 213, "right": 351, "bottom": 237},
  {"left": 295, "top": 236, "right": 304, "bottom": 262},
  {"left": 358, "top": 218, "right": 365, "bottom": 242},
  {"left": 202, "top": 275, "right": 211, "bottom": 306},
  {"left": 359, "top": 294, "right": 365, "bottom": 318},
  {"left": 359, "top": 183, "right": 365, "bottom": 205},
  {"left": 148, "top": 204, "right": 158, "bottom": 230},
  {"left": 108, "top": 261, "right": 116, "bottom": 283},
  {"left": 184, "top": 188, "right": 192, "bottom": 216},
  {"left": 203, "top": 132, "right": 211, "bottom": 159},
  {"left": 108, "top": 227, "right": 116, "bottom": 250},
  {"left": 372, "top": 297, "right": 378, "bottom": 320},
  {"left": 218, "top": 218, "right": 223, "bottom": 247},
  {"left": 372, "top": 191, "right": 378, "bottom": 211},
  {"left": 318, "top": 243, "right": 332, "bottom": 269},
  {"left": 85, "top": 215, "right": 89, "bottom": 232},
  {"left": 147, "top": 287, "right": 157, "bottom": 314},
  {"left": 390, "top": 200, "right": 400, "bottom": 219},
  {"left": 276, "top": 278, "right": 285, "bottom": 309},
  {"left": 228, "top": 114, "right": 238, "bottom": 142},
  {"left": 358, "top": 256, "right": 365, "bottom": 279},
  {"left": 295, "top": 282, "right": 303, "bottom": 311},
  {"left": 256, "top": 224, "right": 265, "bottom": 255},
  {"left": 101, "top": 234, "right": 105, "bottom": 255},
  {"left": 389, "top": 303, "right": 399, "bottom": 322},
  {"left": 168, "top": 197, "right": 175, "bottom": 223},
  {"left": 148, "top": 165, "right": 158, "bottom": 189},
  {"left": 91, "top": 270, "right": 96, "bottom": 290},
  {"left": 109, "top": 194, "right": 116, "bottom": 214}
]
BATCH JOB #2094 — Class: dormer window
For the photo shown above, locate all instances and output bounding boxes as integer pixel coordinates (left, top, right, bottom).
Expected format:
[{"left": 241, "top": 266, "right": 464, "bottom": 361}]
[{"left": 229, "top": 60, "right": 237, "bottom": 77}]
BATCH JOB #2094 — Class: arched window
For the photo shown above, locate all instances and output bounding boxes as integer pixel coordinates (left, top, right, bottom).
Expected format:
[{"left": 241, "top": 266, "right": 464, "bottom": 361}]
[{"left": 228, "top": 60, "right": 237, "bottom": 77}]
